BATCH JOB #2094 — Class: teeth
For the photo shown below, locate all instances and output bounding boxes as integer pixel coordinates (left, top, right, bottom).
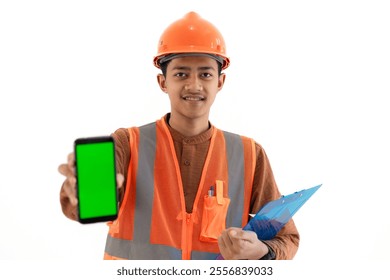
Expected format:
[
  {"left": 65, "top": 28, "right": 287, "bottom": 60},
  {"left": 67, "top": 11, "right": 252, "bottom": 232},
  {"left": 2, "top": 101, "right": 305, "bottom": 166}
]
[{"left": 183, "top": 96, "right": 204, "bottom": 101}]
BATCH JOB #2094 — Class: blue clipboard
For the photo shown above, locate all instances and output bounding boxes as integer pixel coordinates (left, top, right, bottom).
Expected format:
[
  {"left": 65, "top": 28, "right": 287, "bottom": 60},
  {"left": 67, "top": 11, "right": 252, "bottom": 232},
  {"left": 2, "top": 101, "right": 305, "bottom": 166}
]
[
  {"left": 216, "top": 184, "right": 322, "bottom": 259},
  {"left": 244, "top": 184, "right": 322, "bottom": 240}
]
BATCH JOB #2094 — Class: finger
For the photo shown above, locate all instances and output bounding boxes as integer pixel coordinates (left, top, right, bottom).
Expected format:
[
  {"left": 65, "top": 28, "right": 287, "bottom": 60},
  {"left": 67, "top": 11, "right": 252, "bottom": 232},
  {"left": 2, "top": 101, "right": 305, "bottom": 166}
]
[
  {"left": 228, "top": 230, "right": 246, "bottom": 250},
  {"left": 230, "top": 229, "right": 255, "bottom": 243},
  {"left": 227, "top": 229, "right": 255, "bottom": 255},
  {"left": 58, "top": 153, "right": 75, "bottom": 177},
  {"left": 67, "top": 152, "right": 74, "bottom": 166},
  {"left": 221, "top": 229, "right": 236, "bottom": 247},
  {"left": 218, "top": 232, "right": 228, "bottom": 249},
  {"left": 67, "top": 152, "right": 75, "bottom": 173},
  {"left": 116, "top": 173, "right": 124, "bottom": 190},
  {"left": 218, "top": 230, "right": 244, "bottom": 260},
  {"left": 226, "top": 227, "right": 246, "bottom": 243},
  {"left": 217, "top": 233, "right": 230, "bottom": 258},
  {"left": 58, "top": 163, "right": 74, "bottom": 177},
  {"left": 63, "top": 177, "right": 78, "bottom": 206}
]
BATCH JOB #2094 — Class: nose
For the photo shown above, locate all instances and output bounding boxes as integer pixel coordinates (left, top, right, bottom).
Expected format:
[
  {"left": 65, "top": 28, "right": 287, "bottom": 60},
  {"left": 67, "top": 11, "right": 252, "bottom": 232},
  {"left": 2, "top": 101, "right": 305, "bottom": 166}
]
[{"left": 185, "top": 76, "right": 203, "bottom": 92}]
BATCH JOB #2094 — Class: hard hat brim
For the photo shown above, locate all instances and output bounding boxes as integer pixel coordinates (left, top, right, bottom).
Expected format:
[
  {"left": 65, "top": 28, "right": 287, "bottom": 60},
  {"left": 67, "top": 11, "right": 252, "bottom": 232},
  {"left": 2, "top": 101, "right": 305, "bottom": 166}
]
[
  {"left": 154, "top": 52, "right": 230, "bottom": 70},
  {"left": 158, "top": 53, "right": 225, "bottom": 66}
]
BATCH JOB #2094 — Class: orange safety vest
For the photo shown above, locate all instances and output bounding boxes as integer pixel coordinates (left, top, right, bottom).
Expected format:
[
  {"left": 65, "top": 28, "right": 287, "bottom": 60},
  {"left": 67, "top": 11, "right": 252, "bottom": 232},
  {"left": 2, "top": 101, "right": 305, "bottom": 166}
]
[{"left": 104, "top": 117, "right": 256, "bottom": 260}]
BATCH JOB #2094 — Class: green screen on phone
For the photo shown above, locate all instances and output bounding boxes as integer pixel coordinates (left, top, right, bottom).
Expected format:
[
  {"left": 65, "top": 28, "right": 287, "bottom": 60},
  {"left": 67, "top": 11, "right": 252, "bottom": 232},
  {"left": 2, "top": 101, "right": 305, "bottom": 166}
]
[{"left": 75, "top": 137, "right": 117, "bottom": 223}]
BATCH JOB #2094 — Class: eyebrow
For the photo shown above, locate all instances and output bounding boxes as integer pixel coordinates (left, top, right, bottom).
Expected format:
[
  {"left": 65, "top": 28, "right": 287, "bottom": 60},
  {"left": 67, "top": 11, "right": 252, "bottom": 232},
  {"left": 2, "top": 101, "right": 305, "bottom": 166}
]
[{"left": 171, "top": 66, "right": 216, "bottom": 71}]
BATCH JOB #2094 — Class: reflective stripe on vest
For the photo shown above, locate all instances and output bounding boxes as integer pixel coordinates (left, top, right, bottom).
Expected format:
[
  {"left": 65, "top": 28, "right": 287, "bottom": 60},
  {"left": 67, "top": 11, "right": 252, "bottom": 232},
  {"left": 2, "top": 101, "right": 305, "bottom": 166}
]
[
  {"left": 105, "top": 120, "right": 252, "bottom": 260},
  {"left": 105, "top": 122, "right": 182, "bottom": 259},
  {"left": 223, "top": 131, "right": 245, "bottom": 228}
]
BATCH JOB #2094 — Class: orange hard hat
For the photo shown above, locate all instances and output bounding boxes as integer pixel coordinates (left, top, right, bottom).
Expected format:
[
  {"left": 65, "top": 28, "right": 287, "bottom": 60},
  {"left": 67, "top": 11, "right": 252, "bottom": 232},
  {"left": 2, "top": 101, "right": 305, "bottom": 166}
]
[{"left": 153, "top": 11, "right": 230, "bottom": 70}]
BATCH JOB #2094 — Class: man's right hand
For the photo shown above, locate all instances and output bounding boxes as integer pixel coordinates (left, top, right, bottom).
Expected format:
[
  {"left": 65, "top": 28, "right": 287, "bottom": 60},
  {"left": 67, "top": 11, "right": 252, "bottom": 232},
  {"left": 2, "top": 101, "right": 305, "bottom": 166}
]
[
  {"left": 58, "top": 152, "right": 125, "bottom": 219},
  {"left": 58, "top": 152, "right": 78, "bottom": 206}
]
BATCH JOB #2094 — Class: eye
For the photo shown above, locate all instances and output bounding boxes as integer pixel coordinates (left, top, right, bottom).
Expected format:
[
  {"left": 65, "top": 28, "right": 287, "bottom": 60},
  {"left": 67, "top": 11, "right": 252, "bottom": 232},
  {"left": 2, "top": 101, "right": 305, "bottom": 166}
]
[
  {"left": 174, "top": 72, "right": 187, "bottom": 78},
  {"left": 201, "top": 72, "right": 212, "bottom": 78}
]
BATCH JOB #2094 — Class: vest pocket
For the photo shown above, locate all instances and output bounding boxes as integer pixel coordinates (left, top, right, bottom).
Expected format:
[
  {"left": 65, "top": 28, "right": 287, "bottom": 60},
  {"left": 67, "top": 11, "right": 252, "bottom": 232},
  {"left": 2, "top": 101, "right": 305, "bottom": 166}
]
[{"left": 199, "top": 195, "right": 230, "bottom": 242}]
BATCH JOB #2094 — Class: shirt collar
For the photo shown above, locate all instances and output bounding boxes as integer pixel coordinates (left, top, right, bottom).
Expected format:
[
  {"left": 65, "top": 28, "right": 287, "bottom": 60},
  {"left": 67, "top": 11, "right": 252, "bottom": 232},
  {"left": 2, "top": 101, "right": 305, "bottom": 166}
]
[{"left": 164, "top": 113, "right": 214, "bottom": 144}]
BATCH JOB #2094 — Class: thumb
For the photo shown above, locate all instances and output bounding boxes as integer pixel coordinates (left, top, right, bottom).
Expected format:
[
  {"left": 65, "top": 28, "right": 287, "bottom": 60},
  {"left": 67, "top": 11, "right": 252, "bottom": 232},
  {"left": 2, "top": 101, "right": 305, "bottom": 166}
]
[{"left": 116, "top": 173, "right": 125, "bottom": 189}]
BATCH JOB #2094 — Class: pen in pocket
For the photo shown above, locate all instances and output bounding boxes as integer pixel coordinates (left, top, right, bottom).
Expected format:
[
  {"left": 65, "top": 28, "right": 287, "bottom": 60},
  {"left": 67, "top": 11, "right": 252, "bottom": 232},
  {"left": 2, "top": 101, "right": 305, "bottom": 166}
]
[{"left": 208, "top": 186, "right": 214, "bottom": 197}]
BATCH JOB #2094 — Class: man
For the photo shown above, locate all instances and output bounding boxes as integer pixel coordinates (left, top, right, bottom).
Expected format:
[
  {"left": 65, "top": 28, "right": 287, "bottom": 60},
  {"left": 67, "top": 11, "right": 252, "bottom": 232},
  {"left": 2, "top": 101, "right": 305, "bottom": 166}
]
[{"left": 59, "top": 11, "right": 299, "bottom": 260}]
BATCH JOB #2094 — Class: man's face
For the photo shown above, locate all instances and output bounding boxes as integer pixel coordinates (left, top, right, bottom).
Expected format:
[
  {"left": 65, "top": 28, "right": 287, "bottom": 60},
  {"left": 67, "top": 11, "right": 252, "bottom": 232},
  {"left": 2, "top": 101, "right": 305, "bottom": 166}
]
[{"left": 157, "top": 55, "right": 225, "bottom": 123}]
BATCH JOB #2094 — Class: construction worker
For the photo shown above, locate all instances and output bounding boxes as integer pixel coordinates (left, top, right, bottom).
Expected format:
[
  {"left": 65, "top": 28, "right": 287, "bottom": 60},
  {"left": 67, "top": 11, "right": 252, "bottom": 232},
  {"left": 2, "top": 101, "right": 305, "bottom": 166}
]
[{"left": 59, "top": 11, "right": 299, "bottom": 260}]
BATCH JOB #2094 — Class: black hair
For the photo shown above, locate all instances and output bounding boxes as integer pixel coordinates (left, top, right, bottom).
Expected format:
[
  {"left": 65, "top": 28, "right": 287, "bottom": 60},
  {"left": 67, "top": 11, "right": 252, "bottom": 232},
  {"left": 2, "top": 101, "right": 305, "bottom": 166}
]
[{"left": 160, "top": 60, "right": 222, "bottom": 78}]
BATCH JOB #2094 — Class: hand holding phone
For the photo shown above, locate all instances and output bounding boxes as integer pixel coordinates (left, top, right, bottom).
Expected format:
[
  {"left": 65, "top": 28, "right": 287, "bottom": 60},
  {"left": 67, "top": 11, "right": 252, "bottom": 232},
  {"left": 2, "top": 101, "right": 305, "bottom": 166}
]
[{"left": 74, "top": 136, "right": 118, "bottom": 223}]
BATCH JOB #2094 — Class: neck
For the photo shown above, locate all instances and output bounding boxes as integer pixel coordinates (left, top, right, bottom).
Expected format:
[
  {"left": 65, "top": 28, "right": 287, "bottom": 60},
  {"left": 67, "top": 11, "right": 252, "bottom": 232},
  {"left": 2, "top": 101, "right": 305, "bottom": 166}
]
[{"left": 168, "top": 114, "right": 210, "bottom": 137}]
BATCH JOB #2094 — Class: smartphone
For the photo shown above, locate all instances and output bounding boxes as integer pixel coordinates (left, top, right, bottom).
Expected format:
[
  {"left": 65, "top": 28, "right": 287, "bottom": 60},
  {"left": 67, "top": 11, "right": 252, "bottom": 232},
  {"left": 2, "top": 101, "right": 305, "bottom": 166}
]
[{"left": 74, "top": 136, "right": 118, "bottom": 224}]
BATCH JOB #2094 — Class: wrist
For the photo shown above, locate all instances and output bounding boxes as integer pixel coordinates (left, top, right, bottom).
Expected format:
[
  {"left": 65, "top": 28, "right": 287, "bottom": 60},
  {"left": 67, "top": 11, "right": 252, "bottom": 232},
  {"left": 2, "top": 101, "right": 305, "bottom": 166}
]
[{"left": 259, "top": 242, "right": 276, "bottom": 260}]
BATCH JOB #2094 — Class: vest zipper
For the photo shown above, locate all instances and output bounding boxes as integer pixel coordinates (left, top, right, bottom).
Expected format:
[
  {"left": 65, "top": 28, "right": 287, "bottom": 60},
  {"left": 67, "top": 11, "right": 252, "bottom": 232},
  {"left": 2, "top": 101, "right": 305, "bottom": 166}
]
[{"left": 182, "top": 213, "right": 194, "bottom": 260}]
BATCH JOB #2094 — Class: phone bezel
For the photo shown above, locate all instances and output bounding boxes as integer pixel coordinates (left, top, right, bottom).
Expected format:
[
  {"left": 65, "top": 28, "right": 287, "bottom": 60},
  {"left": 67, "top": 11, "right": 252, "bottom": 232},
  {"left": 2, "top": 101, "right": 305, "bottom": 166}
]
[{"left": 74, "top": 136, "right": 118, "bottom": 224}]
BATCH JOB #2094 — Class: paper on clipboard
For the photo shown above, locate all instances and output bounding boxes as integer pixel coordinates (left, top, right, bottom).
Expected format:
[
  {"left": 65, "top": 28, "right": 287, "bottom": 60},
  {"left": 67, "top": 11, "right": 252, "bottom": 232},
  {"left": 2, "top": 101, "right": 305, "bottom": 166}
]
[{"left": 216, "top": 184, "right": 322, "bottom": 259}]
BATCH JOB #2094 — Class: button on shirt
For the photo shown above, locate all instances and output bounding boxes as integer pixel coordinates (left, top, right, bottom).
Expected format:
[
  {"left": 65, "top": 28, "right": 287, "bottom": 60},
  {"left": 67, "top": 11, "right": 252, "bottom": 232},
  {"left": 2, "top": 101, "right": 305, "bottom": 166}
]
[{"left": 167, "top": 123, "right": 213, "bottom": 213}]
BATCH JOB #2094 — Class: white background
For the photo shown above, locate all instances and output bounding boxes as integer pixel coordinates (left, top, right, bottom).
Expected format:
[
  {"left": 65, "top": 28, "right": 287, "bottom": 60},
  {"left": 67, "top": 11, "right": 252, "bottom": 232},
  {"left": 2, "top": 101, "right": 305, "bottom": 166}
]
[{"left": 1, "top": 0, "right": 389, "bottom": 270}]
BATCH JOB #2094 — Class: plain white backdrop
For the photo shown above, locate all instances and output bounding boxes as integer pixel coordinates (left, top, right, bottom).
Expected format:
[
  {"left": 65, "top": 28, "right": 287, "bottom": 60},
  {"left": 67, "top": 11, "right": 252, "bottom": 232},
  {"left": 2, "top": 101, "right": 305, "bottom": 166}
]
[{"left": 1, "top": 0, "right": 389, "bottom": 269}]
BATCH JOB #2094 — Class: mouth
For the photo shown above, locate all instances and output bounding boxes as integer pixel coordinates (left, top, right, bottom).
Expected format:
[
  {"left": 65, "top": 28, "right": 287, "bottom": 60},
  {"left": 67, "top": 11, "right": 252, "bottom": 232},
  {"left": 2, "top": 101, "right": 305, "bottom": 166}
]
[{"left": 182, "top": 95, "right": 205, "bottom": 101}]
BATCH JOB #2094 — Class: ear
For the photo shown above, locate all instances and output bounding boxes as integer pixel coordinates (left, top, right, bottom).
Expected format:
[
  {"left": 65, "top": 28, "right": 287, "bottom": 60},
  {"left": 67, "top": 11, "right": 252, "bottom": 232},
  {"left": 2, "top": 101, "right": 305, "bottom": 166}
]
[
  {"left": 157, "top": 74, "right": 168, "bottom": 93},
  {"left": 217, "top": 73, "right": 226, "bottom": 92}
]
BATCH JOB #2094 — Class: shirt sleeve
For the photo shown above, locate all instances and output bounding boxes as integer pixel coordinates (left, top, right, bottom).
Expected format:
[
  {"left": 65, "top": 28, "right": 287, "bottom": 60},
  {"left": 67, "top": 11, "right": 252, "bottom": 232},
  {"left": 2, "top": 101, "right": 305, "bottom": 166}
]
[
  {"left": 250, "top": 143, "right": 300, "bottom": 260},
  {"left": 111, "top": 128, "right": 131, "bottom": 206}
]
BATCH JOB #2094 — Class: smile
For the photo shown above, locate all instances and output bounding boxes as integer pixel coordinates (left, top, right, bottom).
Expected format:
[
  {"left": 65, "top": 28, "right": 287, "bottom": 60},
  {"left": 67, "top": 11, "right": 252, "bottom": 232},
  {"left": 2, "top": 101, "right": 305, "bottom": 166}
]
[{"left": 182, "top": 95, "right": 205, "bottom": 101}]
